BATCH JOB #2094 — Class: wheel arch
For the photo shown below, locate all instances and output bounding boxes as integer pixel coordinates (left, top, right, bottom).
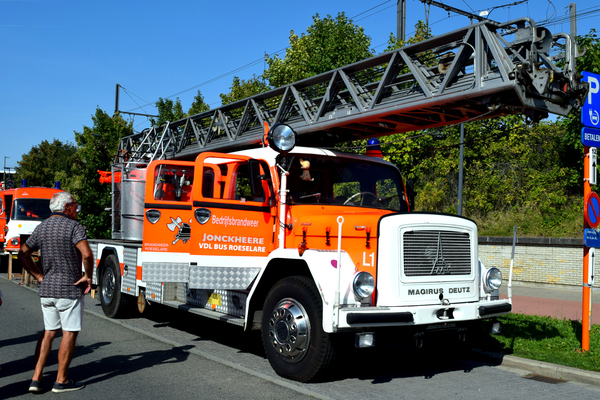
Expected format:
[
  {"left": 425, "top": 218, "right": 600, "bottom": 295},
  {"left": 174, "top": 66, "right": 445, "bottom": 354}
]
[
  {"left": 247, "top": 257, "right": 312, "bottom": 331},
  {"left": 97, "top": 246, "right": 121, "bottom": 284}
]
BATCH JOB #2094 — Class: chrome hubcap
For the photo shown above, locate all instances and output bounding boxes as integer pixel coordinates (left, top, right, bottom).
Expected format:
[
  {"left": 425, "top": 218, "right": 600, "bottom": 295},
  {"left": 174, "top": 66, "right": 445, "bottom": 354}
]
[
  {"left": 268, "top": 298, "right": 310, "bottom": 363},
  {"left": 101, "top": 267, "right": 115, "bottom": 305}
]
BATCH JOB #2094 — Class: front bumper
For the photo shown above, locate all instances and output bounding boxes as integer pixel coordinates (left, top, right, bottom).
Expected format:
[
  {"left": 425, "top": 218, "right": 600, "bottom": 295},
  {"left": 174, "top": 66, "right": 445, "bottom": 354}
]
[{"left": 338, "top": 299, "right": 511, "bottom": 329}]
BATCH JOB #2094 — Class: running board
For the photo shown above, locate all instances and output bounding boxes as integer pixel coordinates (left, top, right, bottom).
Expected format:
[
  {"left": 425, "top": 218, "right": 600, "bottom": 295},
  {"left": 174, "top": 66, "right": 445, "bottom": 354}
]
[{"left": 162, "top": 300, "right": 245, "bottom": 327}]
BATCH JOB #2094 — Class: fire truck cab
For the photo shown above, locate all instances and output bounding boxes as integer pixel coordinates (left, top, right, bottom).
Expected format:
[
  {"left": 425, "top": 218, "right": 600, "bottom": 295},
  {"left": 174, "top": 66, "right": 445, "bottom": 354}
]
[{"left": 3, "top": 184, "right": 64, "bottom": 255}]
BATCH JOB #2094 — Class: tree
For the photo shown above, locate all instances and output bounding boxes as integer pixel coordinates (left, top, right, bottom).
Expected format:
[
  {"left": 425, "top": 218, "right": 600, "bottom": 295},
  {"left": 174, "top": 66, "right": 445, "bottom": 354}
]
[
  {"left": 15, "top": 139, "right": 76, "bottom": 188},
  {"left": 72, "top": 108, "right": 133, "bottom": 238},
  {"left": 187, "top": 90, "right": 210, "bottom": 116},
  {"left": 150, "top": 97, "right": 185, "bottom": 127},
  {"left": 336, "top": 21, "right": 436, "bottom": 169},
  {"left": 384, "top": 20, "right": 433, "bottom": 51},
  {"left": 263, "top": 12, "right": 373, "bottom": 88},
  {"left": 220, "top": 75, "right": 270, "bottom": 106}
]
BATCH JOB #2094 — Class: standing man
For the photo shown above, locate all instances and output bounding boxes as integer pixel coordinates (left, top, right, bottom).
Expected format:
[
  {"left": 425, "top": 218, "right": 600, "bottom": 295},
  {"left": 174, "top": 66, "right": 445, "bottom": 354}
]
[{"left": 18, "top": 191, "right": 94, "bottom": 393}]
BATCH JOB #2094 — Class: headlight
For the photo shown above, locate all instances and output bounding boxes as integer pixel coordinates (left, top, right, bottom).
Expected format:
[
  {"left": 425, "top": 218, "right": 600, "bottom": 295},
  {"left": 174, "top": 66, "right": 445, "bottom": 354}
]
[
  {"left": 353, "top": 272, "right": 375, "bottom": 299},
  {"left": 483, "top": 267, "right": 502, "bottom": 293},
  {"left": 10, "top": 237, "right": 20, "bottom": 247},
  {"left": 268, "top": 123, "right": 297, "bottom": 153}
]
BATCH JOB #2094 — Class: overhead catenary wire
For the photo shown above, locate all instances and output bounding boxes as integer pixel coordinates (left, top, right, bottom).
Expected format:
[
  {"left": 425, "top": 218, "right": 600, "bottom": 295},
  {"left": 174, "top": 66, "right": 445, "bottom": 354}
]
[
  {"left": 123, "top": 1, "right": 600, "bottom": 118},
  {"left": 123, "top": 0, "right": 408, "bottom": 114}
]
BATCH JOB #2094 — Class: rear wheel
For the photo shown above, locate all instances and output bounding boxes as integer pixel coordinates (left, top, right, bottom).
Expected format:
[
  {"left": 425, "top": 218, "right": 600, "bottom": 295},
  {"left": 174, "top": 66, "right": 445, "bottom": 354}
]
[
  {"left": 261, "top": 276, "right": 335, "bottom": 382},
  {"left": 100, "top": 254, "right": 127, "bottom": 318}
]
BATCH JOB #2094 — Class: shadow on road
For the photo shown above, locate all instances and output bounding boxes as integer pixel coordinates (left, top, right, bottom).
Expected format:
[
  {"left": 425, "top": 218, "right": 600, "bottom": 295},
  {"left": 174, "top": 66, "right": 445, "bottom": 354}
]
[
  {"left": 0, "top": 342, "right": 193, "bottom": 398},
  {"left": 95, "top": 300, "right": 499, "bottom": 384}
]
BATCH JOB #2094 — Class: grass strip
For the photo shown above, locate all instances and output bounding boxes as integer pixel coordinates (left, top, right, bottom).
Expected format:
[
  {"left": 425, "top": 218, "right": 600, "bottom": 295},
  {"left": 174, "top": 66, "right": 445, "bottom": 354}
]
[{"left": 475, "top": 313, "right": 600, "bottom": 372}]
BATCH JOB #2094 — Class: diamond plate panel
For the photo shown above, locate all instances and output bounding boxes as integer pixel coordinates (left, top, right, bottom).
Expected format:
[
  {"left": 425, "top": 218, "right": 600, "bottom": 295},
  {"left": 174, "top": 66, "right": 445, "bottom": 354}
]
[
  {"left": 142, "top": 262, "right": 189, "bottom": 283},
  {"left": 124, "top": 247, "right": 137, "bottom": 268},
  {"left": 186, "top": 288, "right": 247, "bottom": 318},
  {"left": 163, "top": 283, "right": 179, "bottom": 301},
  {"left": 176, "top": 283, "right": 186, "bottom": 302},
  {"left": 90, "top": 242, "right": 98, "bottom": 285},
  {"left": 145, "top": 282, "right": 163, "bottom": 303},
  {"left": 122, "top": 247, "right": 138, "bottom": 293},
  {"left": 188, "top": 266, "right": 260, "bottom": 290}
]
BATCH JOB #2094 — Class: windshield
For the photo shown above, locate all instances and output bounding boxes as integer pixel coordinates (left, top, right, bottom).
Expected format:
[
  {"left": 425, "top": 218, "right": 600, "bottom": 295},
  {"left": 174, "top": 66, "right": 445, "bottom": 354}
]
[
  {"left": 11, "top": 199, "right": 52, "bottom": 220},
  {"left": 285, "top": 154, "right": 408, "bottom": 212}
]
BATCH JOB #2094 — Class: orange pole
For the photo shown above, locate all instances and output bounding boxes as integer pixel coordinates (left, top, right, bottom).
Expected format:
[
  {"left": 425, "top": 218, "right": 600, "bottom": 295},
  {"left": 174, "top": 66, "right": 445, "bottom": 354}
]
[{"left": 583, "top": 145, "right": 591, "bottom": 352}]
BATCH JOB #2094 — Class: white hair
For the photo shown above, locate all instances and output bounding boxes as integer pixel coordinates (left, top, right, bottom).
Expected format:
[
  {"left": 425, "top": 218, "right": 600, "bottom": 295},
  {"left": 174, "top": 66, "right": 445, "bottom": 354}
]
[{"left": 49, "top": 192, "right": 74, "bottom": 213}]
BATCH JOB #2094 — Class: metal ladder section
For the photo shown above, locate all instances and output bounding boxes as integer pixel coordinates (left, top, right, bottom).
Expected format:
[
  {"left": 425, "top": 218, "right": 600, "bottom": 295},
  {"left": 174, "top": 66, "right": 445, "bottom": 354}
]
[{"left": 116, "top": 17, "right": 586, "bottom": 164}]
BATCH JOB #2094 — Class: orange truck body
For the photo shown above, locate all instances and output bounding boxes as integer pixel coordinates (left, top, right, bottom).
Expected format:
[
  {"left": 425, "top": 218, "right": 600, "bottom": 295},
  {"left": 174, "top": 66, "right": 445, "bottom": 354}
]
[{"left": 89, "top": 142, "right": 511, "bottom": 382}]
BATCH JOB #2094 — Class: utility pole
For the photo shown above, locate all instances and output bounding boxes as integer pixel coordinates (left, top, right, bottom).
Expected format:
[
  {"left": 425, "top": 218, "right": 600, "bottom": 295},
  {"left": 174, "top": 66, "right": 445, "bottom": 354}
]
[
  {"left": 115, "top": 83, "right": 120, "bottom": 115},
  {"left": 570, "top": 3, "right": 577, "bottom": 44},
  {"left": 114, "top": 83, "right": 159, "bottom": 119},
  {"left": 3, "top": 156, "right": 9, "bottom": 179},
  {"left": 457, "top": 124, "right": 465, "bottom": 215},
  {"left": 397, "top": 0, "right": 406, "bottom": 42}
]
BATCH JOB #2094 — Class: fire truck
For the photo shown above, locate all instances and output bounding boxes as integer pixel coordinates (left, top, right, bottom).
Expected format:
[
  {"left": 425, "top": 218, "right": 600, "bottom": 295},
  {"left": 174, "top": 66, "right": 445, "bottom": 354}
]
[
  {"left": 1, "top": 181, "right": 64, "bottom": 278},
  {"left": 89, "top": 18, "right": 586, "bottom": 381}
]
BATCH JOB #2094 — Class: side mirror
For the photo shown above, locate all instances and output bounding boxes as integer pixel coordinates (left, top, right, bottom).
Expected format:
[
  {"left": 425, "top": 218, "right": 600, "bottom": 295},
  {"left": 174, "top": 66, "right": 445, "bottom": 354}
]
[
  {"left": 406, "top": 180, "right": 416, "bottom": 211},
  {"left": 248, "top": 159, "right": 265, "bottom": 199}
]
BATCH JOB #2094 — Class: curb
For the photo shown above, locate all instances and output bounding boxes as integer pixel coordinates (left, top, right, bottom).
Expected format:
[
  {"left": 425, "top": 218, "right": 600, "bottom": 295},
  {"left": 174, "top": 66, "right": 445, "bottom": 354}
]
[{"left": 470, "top": 349, "right": 600, "bottom": 387}]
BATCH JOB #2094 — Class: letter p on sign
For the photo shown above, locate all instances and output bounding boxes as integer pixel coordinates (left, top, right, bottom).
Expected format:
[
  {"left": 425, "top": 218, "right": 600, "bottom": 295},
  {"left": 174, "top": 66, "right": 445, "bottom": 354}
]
[
  {"left": 582, "top": 72, "right": 600, "bottom": 127},
  {"left": 589, "top": 76, "right": 599, "bottom": 105}
]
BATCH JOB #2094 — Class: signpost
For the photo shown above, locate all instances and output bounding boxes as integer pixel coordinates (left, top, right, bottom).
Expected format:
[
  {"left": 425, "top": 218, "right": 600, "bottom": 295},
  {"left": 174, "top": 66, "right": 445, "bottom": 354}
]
[{"left": 581, "top": 71, "right": 600, "bottom": 352}]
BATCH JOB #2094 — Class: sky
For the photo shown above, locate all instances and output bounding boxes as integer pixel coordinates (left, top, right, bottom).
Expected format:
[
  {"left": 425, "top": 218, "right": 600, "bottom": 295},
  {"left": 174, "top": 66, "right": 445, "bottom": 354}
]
[{"left": 1, "top": 0, "right": 599, "bottom": 170}]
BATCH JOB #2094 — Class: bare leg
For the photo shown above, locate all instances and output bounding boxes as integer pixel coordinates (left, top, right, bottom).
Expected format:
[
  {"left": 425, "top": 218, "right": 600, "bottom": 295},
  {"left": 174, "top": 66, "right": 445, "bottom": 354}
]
[
  {"left": 32, "top": 330, "right": 58, "bottom": 381},
  {"left": 56, "top": 330, "right": 78, "bottom": 384}
]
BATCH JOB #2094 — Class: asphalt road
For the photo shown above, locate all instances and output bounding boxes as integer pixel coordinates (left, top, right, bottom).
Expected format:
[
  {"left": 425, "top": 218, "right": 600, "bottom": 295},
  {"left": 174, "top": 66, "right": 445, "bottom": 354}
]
[{"left": 3, "top": 276, "right": 600, "bottom": 400}]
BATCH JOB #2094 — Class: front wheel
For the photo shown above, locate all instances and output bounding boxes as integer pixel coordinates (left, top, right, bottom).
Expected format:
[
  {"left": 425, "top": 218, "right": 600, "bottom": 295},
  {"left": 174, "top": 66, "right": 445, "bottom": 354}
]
[
  {"left": 100, "top": 254, "right": 128, "bottom": 318},
  {"left": 261, "top": 276, "right": 335, "bottom": 382}
]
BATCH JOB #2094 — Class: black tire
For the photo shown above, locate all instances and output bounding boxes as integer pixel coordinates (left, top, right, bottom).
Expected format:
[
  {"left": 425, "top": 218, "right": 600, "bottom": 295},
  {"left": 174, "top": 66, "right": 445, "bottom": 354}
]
[
  {"left": 100, "top": 254, "right": 128, "bottom": 318},
  {"left": 261, "top": 276, "right": 335, "bottom": 382}
]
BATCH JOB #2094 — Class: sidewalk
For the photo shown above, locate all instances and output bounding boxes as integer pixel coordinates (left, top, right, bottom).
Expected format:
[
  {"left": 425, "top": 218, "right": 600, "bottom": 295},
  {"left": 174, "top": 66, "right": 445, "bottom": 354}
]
[{"left": 499, "top": 283, "right": 600, "bottom": 324}]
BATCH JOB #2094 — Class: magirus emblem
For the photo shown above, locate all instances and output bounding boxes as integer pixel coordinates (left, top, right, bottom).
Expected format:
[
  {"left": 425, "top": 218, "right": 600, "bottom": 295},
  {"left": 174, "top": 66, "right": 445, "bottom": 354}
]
[
  {"left": 425, "top": 232, "right": 451, "bottom": 275},
  {"left": 167, "top": 216, "right": 192, "bottom": 245}
]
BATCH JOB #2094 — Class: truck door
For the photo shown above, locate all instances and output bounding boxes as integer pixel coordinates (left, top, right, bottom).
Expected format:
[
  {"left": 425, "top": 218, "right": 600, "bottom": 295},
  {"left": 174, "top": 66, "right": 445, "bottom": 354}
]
[
  {"left": 143, "top": 161, "right": 196, "bottom": 256},
  {"left": 0, "top": 192, "right": 14, "bottom": 249},
  {"left": 188, "top": 152, "right": 275, "bottom": 290},
  {"left": 0, "top": 193, "right": 8, "bottom": 247}
]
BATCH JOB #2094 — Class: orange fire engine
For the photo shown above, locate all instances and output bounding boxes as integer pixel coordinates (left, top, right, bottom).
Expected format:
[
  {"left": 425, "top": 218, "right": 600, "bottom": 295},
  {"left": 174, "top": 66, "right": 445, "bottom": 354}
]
[{"left": 89, "top": 18, "right": 586, "bottom": 381}]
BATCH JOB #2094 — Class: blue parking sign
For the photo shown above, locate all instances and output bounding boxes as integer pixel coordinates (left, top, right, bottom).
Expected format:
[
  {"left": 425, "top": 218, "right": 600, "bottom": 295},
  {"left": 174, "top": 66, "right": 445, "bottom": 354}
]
[
  {"left": 582, "top": 72, "right": 600, "bottom": 128},
  {"left": 584, "top": 228, "right": 600, "bottom": 248}
]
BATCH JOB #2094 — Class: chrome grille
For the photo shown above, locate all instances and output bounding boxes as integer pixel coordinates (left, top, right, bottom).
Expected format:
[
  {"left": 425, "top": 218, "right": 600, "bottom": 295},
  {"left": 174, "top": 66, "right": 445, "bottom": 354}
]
[{"left": 403, "top": 230, "right": 472, "bottom": 276}]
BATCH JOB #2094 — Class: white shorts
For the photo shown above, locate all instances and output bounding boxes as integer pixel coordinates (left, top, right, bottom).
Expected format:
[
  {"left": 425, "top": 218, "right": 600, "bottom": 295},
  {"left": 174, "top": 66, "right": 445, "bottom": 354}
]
[{"left": 40, "top": 297, "right": 84, "bottom": 332}]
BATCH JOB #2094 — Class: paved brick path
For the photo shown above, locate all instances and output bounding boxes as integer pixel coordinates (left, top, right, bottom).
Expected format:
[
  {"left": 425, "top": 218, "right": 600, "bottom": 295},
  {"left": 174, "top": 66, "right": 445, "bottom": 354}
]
[{"left": 500, "top": 284, "right": 600, "bottom": 324}]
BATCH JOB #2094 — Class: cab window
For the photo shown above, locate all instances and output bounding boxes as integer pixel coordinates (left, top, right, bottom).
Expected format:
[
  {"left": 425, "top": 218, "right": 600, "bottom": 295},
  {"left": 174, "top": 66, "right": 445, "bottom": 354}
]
[
  {"left": 152, "top": 165, "right": 195, "bottom": 201},
  {"left": 225, "top": 163, "right": 265, "bottom": 203},
  {"left": 11, "top": 199, "right": 52, "bottom": 220}
]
